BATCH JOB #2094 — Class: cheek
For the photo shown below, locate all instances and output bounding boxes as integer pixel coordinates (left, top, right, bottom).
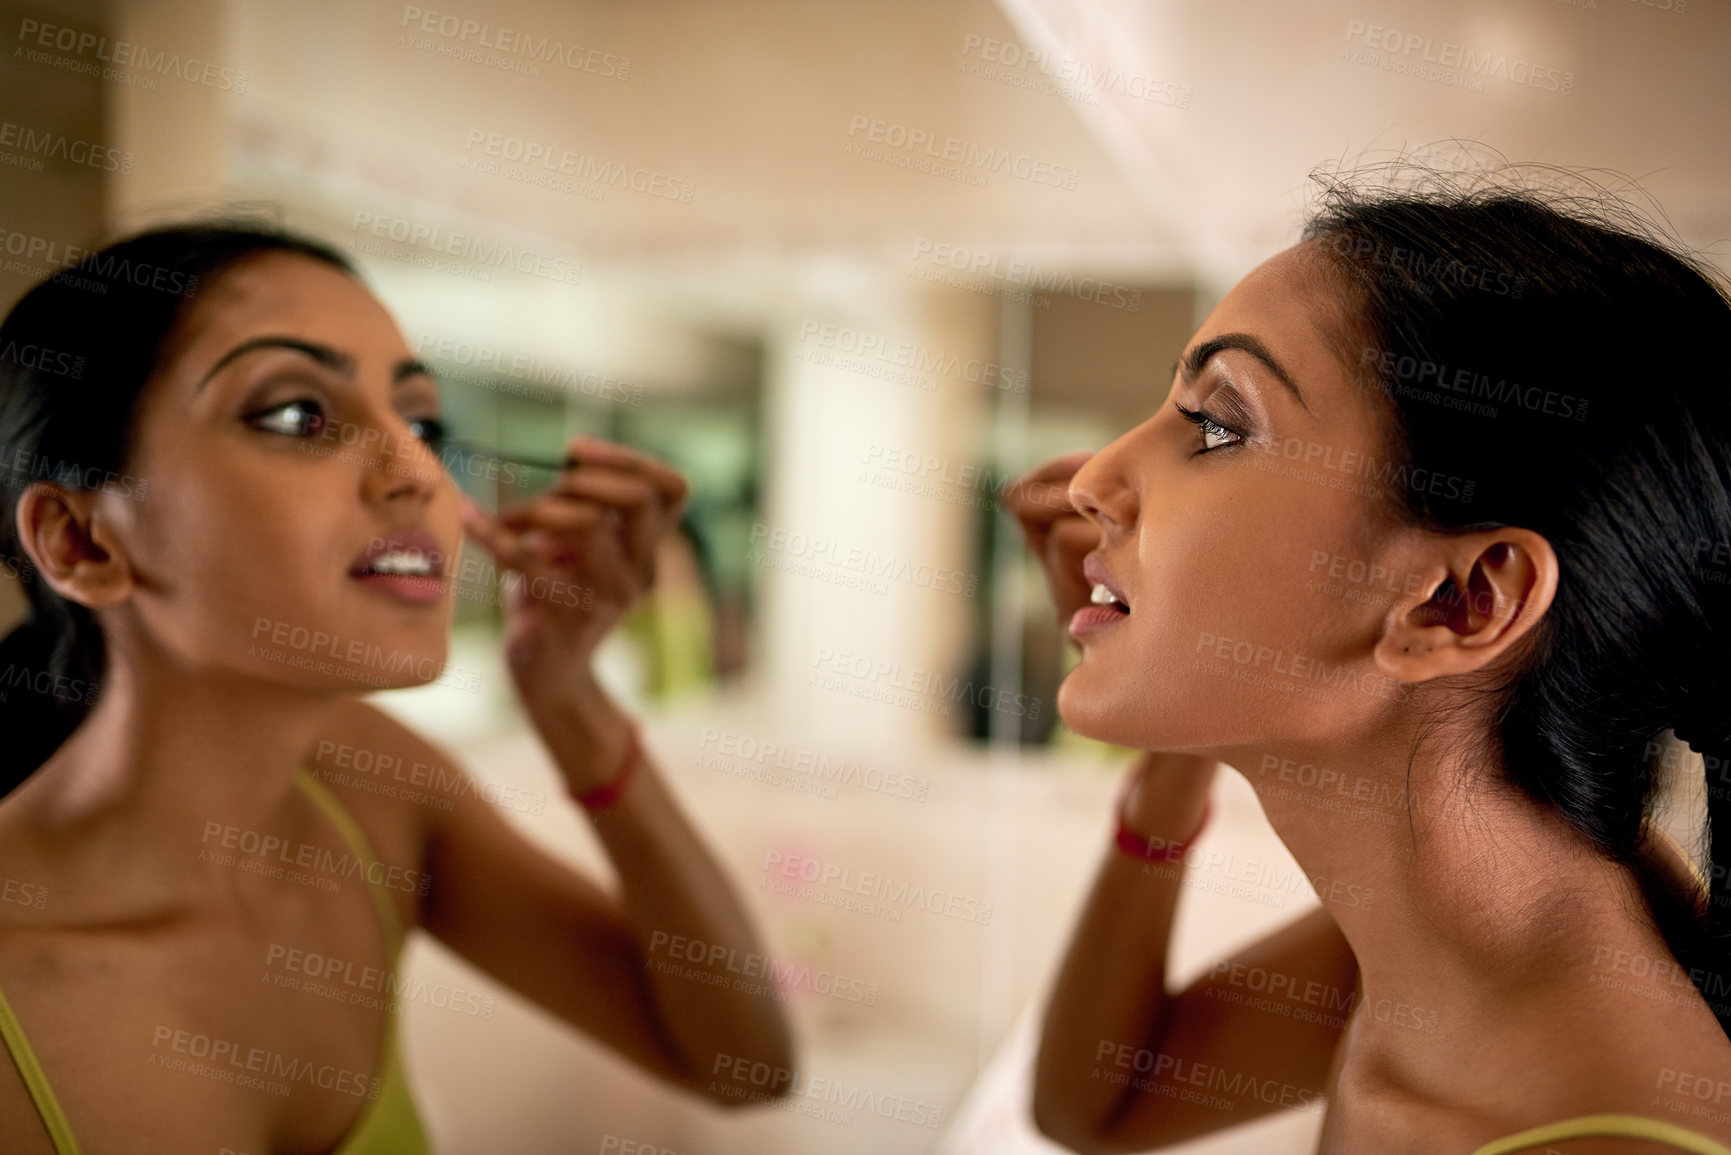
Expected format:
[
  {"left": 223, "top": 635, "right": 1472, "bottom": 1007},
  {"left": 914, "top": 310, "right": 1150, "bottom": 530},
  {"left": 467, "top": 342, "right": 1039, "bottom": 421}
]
[
  {"left": 1059, "top": 479, "right": 1392, "bottom": 744},
  {"left": 1129, "top": 511, "right": 1275, "bottom": 656},
  {"left": 1134, "top": 494, "right": 1370, "bottom": 664},
  {"left": 137, "top": 454, "right": 350, "bottom": 633}
]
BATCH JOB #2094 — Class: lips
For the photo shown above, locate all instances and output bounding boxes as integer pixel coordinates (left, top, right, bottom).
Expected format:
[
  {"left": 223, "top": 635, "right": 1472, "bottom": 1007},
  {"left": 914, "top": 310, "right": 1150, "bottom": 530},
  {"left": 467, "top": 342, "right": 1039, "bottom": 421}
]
[
  {"left": 348, "top": 528, "right": 452, "bottom": 578},
  {"left": 1082, "top": 553, "right": 1130, "bottom": 613},
  {"left": 1069, "top": 552, "right": 1130, "bottom": 639}
]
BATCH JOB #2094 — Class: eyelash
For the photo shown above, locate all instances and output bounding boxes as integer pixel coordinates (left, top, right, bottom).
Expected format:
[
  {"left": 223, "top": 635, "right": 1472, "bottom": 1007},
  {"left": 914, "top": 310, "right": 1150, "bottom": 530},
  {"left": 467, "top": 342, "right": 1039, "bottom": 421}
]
[
  {"left": 1172, "top": 402, "right": 1245, "bottom": 455},
  {"left": 244, "top": 398, "right": 448, "bottom": 450}
]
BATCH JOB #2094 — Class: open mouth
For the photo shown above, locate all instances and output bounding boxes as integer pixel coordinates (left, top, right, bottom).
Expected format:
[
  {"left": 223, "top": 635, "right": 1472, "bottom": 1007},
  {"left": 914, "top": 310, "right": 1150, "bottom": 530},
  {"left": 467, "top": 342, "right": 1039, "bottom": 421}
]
[
  {"left": 1090, "top": 582, "right": 1130, "bottom": 615},
  {"left": 1070, "top": 581, "right": 1130, "bottom": 638},
  {"left": 354, "top": 549, "right": 439, "bottom": 577},
  {"left": 348, "top": 532, "right": 450, "bottom": 605}
]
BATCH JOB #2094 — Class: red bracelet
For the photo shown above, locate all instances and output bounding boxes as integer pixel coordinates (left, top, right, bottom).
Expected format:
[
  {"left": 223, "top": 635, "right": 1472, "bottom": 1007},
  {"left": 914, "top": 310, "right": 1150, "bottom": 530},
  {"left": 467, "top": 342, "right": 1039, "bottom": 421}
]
[
  {"left": 1113, "top": 767, "right": 1213, "bottom": 863},
  {"left": 572, "top": 724, "right": 643, "bottom": 813}
]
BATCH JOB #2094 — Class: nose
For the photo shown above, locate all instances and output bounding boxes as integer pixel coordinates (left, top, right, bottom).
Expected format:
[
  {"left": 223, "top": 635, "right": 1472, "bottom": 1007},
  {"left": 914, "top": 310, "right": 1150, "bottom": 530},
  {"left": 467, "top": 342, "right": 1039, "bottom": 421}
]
[
  {"left": 359, "top": 413, "right": 445, "bottom": 506},
  {"left": 1067, "top": 435, "right": 1138, "bottom": 533}
]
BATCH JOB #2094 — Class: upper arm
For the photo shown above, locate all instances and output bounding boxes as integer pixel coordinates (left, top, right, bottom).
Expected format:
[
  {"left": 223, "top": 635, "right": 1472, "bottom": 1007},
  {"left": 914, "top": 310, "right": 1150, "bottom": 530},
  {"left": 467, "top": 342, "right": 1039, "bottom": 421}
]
[
  {"left": 329, "top": 702, "right": 695, "bottom": 1087},
  {"left": 1091, "top": 905, "right": 1360, "bottom": 1152}
]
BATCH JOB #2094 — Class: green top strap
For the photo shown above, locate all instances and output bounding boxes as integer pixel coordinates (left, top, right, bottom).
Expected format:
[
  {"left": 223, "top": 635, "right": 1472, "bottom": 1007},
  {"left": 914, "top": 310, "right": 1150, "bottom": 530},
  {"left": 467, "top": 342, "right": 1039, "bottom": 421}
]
[
  {"left": 291, "top": 767, "right": 407, "bottom": 952},
  {"left": 0, "top": 980, "right": 80, "bottom": 1154},
  {"left": 290, "top": 768, "right": 432, "bottom": 1154},
  {"left": 1472, "top": 1112, "right": 1731, "bottom": 1155},
  {"left": 0, "top": 770, "right": 423, "bottom": 1155}
]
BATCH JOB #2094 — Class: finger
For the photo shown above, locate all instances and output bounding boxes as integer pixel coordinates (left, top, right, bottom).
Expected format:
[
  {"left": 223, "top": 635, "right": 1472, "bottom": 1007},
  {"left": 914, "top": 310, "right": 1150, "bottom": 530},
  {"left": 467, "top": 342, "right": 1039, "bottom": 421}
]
[
  {"left": 536, "top": 470, "right": 664, "bottom": 576},
  {"left": 495, "top": 442, "right": 687, "bottom": 588},
  {"left": 1002, "top": 479, "right": 1083, "bottom": 548},
  {"left": 514, "top": 515, "right": 637, "bottom": 604},
  {"left": 497, "top": 488, "right": 659, "bottom": 585},
  {"left": 496, "top": 496, "right": 611, "bottom": 537},
  {"left": 580, "top": 521, "right": 640, "bottom": 603},
  {"left": 1047, "top": 518, "right": 1100, "bottom": 614},
  {"left": 486, "top": 493, "right": 654, "bottom": 606},
  {"left": 1016, "top": 449, "right": 1094, "bottom": 488},
  {"left": 539, "top": 465, "right": 681, "bottom": 582},
  {"left": 508, "top": 529, "right": 634, "bottom": 607},
  {"left": 464, "top": 494, "right": 591, "bottom": 570},
  {"left": 566, "top": 435, "right": 690, "bottom": 509},
  {"left": 1004, "top": 484, "right": 1081, "bottom": 563},
  {"left": 460, "top": 498, "right": 545, "bottom": 576},
  {"left": 1010, "top": 484, "right": 1073, "bottom": 550},
  {"left": 537, "top": 468, "right": 663, "bottom": 513},
  {"left": 1048, "top": 515, "right": 1099, "bottom": 558},
  {"left": 1001, "top": 452, "right": 1091, "bottom": 522}
]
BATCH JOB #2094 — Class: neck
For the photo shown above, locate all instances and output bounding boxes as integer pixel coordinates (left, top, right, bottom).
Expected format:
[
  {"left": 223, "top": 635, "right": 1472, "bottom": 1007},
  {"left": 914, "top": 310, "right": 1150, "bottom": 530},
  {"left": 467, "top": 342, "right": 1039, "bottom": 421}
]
[
  {"left": 8, "top": 644, "right": 347, "bottom": 907},
  {"left": 1226, "top": 722, "right": 1719, "bottom": 1110}
]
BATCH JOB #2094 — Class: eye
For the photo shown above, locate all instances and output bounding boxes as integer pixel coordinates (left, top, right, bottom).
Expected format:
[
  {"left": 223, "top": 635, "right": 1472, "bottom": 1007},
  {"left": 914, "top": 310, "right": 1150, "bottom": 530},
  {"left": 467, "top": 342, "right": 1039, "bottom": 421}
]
[
  {"left": 245, "top": 397, "right": 328, "bottom": 438},
  {"left": 1173, "top": 402, "right": 1244, "bottom": 454},
  {"left": 406, "top": 416, "right": 447, "bottom": 450}
]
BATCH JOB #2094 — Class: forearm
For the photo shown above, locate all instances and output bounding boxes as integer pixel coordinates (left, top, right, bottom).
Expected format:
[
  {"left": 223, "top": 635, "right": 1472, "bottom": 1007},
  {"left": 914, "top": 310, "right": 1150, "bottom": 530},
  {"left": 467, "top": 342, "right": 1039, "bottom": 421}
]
[
  {"left": 1033, "top": 750, "right": 1217, "bottom": 1148},
  {"left": 525, "top": 673, "right": 795, "bottom": 1091}
]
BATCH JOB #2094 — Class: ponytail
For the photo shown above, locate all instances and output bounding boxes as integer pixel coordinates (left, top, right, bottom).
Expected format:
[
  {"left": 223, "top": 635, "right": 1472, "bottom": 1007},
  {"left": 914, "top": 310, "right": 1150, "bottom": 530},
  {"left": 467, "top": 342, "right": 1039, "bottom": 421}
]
[{"left": 1671, "top": 718, "right": 1731, "bottom": 1034}]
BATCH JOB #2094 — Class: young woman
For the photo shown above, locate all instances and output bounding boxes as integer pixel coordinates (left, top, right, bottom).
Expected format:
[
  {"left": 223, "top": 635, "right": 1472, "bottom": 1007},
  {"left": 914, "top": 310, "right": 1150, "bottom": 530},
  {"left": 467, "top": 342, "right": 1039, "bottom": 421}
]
[
  {"left": 1014, "top": 174, "right": 1731, "bottom": 1154},
  {"left": 0, "top": 225, "right": 793, "bottom": 1153}
]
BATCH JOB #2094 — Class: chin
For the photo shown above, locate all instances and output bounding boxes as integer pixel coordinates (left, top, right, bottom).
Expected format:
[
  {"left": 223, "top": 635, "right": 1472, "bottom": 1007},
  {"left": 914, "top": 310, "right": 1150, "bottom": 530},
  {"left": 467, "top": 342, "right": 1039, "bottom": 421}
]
[{"left": 1054, "top": 676, "right": 1119, "bottom": 744}]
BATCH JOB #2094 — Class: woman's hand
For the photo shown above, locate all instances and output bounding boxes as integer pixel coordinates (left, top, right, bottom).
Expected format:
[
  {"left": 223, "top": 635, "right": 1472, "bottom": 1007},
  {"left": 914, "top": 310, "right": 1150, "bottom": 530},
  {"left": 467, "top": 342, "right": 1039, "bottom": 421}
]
[
  {"left": 458, "top": 434, "right": 689, "bottom": 692},
  {"left": 436, "top": 438, "right": 794, "bottom": 1096},
  {"left": 1001, "top": 450, "right": 1099, "bottom": 638}
]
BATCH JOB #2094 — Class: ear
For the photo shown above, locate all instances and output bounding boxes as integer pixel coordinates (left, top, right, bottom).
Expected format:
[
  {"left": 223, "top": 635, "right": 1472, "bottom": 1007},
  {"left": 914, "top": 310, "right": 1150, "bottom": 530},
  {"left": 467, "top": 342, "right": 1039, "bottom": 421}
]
[
  {"left": 13, "top": 482, "right": 136, "bottom": 610},
  {"left": 1372, "top": 527, "right": 1559, "bottom": 684}
]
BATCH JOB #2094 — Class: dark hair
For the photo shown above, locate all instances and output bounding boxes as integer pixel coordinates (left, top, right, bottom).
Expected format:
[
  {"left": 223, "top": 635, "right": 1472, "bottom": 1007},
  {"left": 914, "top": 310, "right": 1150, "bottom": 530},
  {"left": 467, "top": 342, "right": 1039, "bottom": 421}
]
[
  {"left": 0, "top": 222, "right": 357, "bottom": 795},
  {"left": 1299, "top": 164, "right": 1731, "bottom": 1038}
]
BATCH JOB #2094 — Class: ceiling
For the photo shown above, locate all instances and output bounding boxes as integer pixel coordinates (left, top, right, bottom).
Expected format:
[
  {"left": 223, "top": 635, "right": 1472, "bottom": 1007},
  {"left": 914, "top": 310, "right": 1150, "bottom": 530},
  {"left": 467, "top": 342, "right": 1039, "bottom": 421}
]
[{"left": 109, "top": 0, "right": 1723, "bottom": 300}]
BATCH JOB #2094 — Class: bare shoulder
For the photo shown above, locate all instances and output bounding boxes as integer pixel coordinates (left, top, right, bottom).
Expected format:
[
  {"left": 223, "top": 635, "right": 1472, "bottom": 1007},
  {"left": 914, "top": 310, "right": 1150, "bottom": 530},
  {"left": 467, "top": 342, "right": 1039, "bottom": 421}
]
[
  {"left": 1510, "top": 1048, "right": 1731, "bottom": 1153},
  {"left": 1523, "top": 1016, "right": 1731, "bottom": 1153},
  {"left": 301, "top": 697, "right": 474, "bottom": 924}
]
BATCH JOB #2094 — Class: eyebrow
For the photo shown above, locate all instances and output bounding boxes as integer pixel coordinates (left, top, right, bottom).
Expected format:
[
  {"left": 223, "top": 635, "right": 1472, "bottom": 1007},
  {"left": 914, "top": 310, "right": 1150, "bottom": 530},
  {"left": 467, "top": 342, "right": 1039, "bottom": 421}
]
[
  {"left": 1170, "top": 332, "right": 1309, "bottom": 413},
  {"left": 195, "top": 335, "right": 435, "bottom": 392}
]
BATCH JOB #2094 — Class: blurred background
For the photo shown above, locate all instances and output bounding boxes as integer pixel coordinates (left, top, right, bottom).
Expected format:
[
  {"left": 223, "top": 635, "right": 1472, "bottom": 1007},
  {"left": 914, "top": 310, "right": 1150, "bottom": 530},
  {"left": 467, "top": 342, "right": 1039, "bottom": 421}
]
[{"left": 0, "top": 1, "right": 1726, "bottom": 1151}]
